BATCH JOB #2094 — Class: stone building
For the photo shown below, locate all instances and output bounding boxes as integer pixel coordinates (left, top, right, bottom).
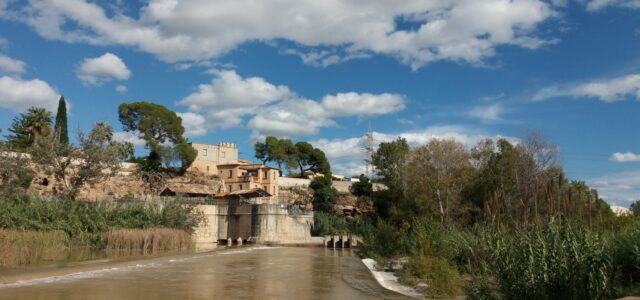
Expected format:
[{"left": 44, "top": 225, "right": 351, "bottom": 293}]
[
  {"left": 188, "top": 142, "right": 239, "bottom": 175},
  {"left": 217, "top": 163, "right": 280, "bottom": 201}
]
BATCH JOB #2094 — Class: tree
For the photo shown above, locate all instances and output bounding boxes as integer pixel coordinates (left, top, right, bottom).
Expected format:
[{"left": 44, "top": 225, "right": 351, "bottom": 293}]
[
  {"left": 118, "top": 102, "right": 196, "bottom": 171},
  {"left": 255, "top": 136, "right": 298, "bottom": 175},
  {"left": 294, "top": 141, "right": 330, "bottom": 176},
  {"left": 32, "top": 122, "right": 132, "bottom": 199},
  {"left": 406, "top": 139, "right": 473, "bottom": 222},
  {"left": 5, "top": 107, "right": 53, "bottom": 151},
  {"left": 310, "top": 173, "right": 337, "bottom": 213},
  {"left": 54, "top": 96, "right": 69, "bottom": 144},
  {"left": 371, "top": 137, "right": 410, "bottom": 190},
  {"left": 351, "top": 174, "right": 373, "bottom": 197}
]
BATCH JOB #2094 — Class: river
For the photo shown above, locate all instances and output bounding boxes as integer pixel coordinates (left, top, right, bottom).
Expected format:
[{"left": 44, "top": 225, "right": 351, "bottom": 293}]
[{"left": 0, "top": 246, "right": 413, "bottom": 299}]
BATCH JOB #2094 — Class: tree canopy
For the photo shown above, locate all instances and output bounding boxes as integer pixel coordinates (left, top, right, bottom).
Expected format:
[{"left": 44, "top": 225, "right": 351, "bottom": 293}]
[
  {"left": 118, "top": 102, "right": 196, "bottom": 170},
  {"left": 5, "top": 107, "right": 53, "bottom": 151},
  {"left": 255, "top": 136, "right": 297, "bottom": 173},
  {"left": 54, "top": 96, "right": 69, "bottom": 144},
  {"left": 294, "top": 141, "right": 330, "bottom": 176}
]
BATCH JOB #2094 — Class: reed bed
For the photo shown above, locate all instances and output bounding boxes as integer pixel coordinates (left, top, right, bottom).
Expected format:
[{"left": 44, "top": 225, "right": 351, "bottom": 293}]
[
  {"left": 0, "top": 229, "right": 68, "bottom": 267},
  {"left": 103, "top": 228, "right": 193, "bottom": 255}
]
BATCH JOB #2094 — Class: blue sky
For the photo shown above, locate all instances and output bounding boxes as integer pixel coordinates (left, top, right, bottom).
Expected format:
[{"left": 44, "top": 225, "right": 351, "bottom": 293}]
[{"left": 0, "top": 0, "right": 639, "bottom": 206}]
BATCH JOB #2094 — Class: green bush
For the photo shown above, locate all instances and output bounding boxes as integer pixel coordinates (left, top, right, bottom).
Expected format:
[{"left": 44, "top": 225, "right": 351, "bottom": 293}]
[
  {"left": 612, "top": 218, "right": 640, "bottom": 291},
  {"left": 312, "top": 211, "right": 347, "bottom": 236},
  {"left": 400, "top": 254, "right": 461, "bottom": 298}
]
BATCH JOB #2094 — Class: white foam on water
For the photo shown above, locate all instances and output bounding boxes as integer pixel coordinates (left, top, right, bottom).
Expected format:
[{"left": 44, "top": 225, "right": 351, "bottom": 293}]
[
  {"left": 218, "top": 246, "right": 280, "bottom": 255},
  {"left": 0, "top": 261, "right": 163, "bottom": 289}
]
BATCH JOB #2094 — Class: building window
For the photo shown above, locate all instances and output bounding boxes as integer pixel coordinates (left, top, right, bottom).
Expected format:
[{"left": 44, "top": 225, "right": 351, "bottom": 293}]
[
  {"left": 229, "top": 170, "right": 233, "bottom": 178},
  {"left": 221, "top": 151, "right": 226, "bottom": 158},
  {"left": 202, "top": 149, "right": 207, "bottom": 156},
  {"left": 228, "top": 185, "right": 232, "bottom": 192},
  {"left": 206, "top": 166, "right": 210, "bottom": 172},
  {"left": 239, "top": 184, "right": 243, "bottom": 190}
]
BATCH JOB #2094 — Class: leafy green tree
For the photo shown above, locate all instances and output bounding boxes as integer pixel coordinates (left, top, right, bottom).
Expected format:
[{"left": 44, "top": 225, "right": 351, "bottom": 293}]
[
  {"left": 118, "top": 102, "right": 196, "bottom": 171},
  {"left": 351, "top": 174, "right": 373, "bottom": 197},
  {"left": 255, "top": 136, "right": 297, "bottom": 175},
  {"left": 310, "top": 173, "right": 337, "bottom": 213},
  {"left": 294, "top": 141, "right": 330, "bottom": 176},
  {"left": 371, "top": 137, "right": 410, "bottom": 190},
  {"left": 54, "top": 96, "right": 69, "bottom": 144},
  {"left": 5, "top": 107, "right": 53, "bottom": 151}
]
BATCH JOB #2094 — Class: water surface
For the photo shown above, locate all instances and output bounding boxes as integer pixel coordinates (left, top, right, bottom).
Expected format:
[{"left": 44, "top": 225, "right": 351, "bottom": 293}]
[{"left": 0, "top": 247, "right": 412, "bottom": 299}]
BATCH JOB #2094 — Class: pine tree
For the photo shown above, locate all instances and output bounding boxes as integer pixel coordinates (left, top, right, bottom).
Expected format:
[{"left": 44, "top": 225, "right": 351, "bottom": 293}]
[{"left": 54, "top": 96, "right": 69, "bottom": 144}]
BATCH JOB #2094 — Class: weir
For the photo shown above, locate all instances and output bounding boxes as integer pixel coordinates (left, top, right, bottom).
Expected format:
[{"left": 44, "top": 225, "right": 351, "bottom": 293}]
[{"left": 193, "top": 200, "right": 316, "bottom": 246}]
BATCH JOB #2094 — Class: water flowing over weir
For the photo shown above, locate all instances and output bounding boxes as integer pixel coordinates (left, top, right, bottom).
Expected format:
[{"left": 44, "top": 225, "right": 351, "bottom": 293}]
[{"left": 0, "top": 247, "right": 412, "bottom": 300}]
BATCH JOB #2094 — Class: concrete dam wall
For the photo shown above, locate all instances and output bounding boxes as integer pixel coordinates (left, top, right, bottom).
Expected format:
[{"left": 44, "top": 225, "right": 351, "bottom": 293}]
[{"left": 193, "top": 201, "right": 315, "bottom": 246}]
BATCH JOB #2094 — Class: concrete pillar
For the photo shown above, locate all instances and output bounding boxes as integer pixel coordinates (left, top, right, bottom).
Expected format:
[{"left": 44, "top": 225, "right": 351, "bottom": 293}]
[
  {"left": 237, "top": 237, "right": 243, "bottom": 245},
  {"left": 227, "top": 238, "right": 232, "bottom": 246}
]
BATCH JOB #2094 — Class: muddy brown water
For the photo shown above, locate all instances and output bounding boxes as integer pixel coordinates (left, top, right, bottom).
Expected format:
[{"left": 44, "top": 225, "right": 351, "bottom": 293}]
[{"left": 0, "top": 246, "right": 413, "bottom": 299}]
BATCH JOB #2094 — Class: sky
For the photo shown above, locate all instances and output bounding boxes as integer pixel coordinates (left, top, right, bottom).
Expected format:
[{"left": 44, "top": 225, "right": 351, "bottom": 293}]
[{"left": 0, "top": 0, "right": 639, "bottom": 206}]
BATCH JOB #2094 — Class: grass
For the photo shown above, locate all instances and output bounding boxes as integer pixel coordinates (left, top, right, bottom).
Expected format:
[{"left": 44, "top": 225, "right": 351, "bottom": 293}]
[
  {"left": 0, "top": 229, "right": 69, "bottom": 267},
  {"left": 103, "top": 228, "right": 193, "bottom": 255}
]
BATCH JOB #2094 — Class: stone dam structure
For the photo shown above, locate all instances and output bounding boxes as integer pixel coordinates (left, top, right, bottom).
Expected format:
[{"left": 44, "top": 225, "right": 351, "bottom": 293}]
[{"left": 193, "top": 200, "right": 316, "bottom": 246}]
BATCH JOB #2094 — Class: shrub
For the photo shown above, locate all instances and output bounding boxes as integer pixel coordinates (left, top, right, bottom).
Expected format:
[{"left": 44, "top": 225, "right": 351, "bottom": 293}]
[{"left": 400, "top": 254, "right": 461, "bottom": 298}]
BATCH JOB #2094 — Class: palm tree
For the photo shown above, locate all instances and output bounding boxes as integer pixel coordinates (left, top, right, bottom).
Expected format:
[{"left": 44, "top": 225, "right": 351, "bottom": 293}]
[{"left": 25, "top": 107, "right": 53, "bottom": 144}]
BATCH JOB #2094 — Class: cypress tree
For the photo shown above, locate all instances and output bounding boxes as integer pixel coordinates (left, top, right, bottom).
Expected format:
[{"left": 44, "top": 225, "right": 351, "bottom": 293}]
[{"left": 54, "top": 96, "right": 69, "bottom": 144}]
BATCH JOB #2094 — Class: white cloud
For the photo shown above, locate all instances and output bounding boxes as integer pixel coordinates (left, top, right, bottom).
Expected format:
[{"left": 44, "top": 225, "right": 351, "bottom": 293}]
[
  {"left": 0, "top": 54, "right": 25, "bottom": 74},
  {"left": 281, "top": 47, "right": 372, "bottom": 68},
  {"left": 0, "top": 76, "right": 58, "bottom": 111},
  {"left": 533, "top": 74, "right": 640, "bottom": 102},
  {"left": 321, "top": 92, "right": 405, "bottom": 117},
  {"left": 586, "top": 0, "right": 640, "bottom": 11},
  {"left": 177, "top": 112, "right": 207, "bottom": 137},
  {"left": 468, "top": 103, "right": 505, "bottom": 123},
  {"left": 589, "top": 170, "right": 640, "bottom": 206},
  {"left": 610, "top": 152, "right": 640, "bottom": 163},
  {"left": 248, "top": 99, "right": 335, "bottom": 139},
  {"left": 112, "top": 130, "right": 146, "bottom": 147},
  {"left": 115, "top": 84, "right": 127, "bottom": 93},
  {"left": 178, "top": 70, "right": 406, "bottom": 138},
  {"left": 312, "top": 125, "right": 518, "bottom": 176},
  {"left": 76, "top": 52, "right": 131, "bottom": 85},
  {"left": 178, "top": 69, "right": 293, "bottom": 129},
  {"left": 10, "top": 0, "right": 557, "bottom": 69}
]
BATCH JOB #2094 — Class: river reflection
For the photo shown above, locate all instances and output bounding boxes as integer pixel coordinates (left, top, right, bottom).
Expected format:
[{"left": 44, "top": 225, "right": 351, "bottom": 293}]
[{"left": 0, "top": 247, "right": 412, "bottom": 300}]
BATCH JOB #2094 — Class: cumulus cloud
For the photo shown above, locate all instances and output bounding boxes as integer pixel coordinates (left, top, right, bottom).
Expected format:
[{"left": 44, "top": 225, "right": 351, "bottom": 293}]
[
  {"left": 8, "top": 0, "right": 557, "bottom": 69},
  {"left": 177, "top": 112, "right": 207, "bottom": 137},
  {"left": 178, "top": 69, "right": 293, "bottom": 129},
  {"left": 610, "top": 152, "right": 640, "bottom": 163},
  {"left": 115, "top": 84, "right": 127, "bottom": 93},
  {"left": 76, "top": 52, "right": 131, "bottom": 85},
  {"left": 322, "top": 92, "right": 405, "bottom": 117},
  {"left": 586, "top": 0, "right": 640, "bottom": 11},
  {"left": 468, "top": 103, "right": 506, "bottom": 123},
  {"left": 112, "top": 130, "right": 146, "bottom": 147},
  {"left": 0, "top": 54, "right": 25, "bottom": 74},
  {"left": 589, "top": 170, "right": 640, "bottom": 206},
  {"left": 311, "top": 125, "right": 517, "bottom": 176},
  {"left": 178, "top": 70, "right": 405, "bottom": 138},
  {"left": 533, "top": 74, "right": 640, "bottom": 102},
  {"left": 0, "top": 76, "right": 58, "bottom": 111}
]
